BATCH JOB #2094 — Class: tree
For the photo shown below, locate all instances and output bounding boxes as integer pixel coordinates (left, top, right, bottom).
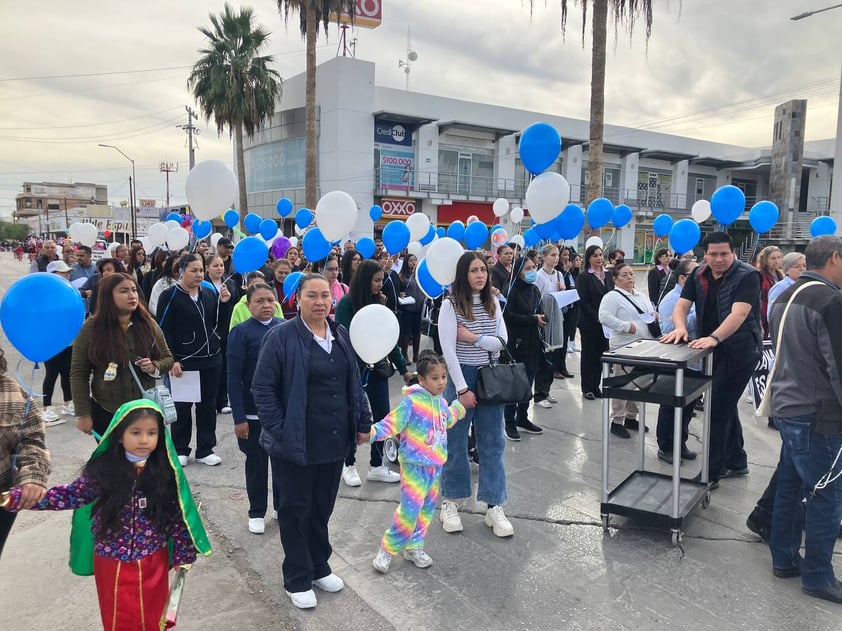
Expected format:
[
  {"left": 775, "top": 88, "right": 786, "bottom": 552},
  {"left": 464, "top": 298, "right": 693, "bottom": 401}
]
[
  {"left": 188, "top": 3, "right": 283, "bottom": 220},
  {"left": 532, "top": 0, "right": 653, "bottom": 205},
  {"left": 0, "top": 221, "right": 31, "bottom": 241},
  {"left": 277, "top": 1, "right": 353, "bottom": 209}
]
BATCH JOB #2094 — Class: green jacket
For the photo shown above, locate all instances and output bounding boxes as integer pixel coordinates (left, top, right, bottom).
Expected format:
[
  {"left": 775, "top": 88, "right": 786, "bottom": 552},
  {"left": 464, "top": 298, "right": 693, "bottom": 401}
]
[
  {"left": 228, "top": 295, "right": 284, "bottom": 331},
  {"left": 334, "top": 295, "right": 408, "bottom": 374}
]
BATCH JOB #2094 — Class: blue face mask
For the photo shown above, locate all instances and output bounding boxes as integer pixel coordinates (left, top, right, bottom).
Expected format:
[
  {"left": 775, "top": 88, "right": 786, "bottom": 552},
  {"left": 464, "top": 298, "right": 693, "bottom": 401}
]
[{"left": 523, "top": 270, "right": 538, "bottom": 284}]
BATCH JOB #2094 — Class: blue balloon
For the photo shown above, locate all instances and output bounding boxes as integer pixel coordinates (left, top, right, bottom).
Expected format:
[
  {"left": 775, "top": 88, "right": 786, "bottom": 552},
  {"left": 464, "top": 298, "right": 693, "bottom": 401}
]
[
  {"left": 669, "top": 219, "right": 701, "bottom": 255},
  {"left": 382, "top": 220, "right": 410, "bottom": 254},
  {"left": 223, "top": 209, "right": 239, "bottom": 229},
  {"left": 243, "top": 213, "right": 261, "bottom": 235},
  {"left": 166, "top": 212, "right": 182, "bottom": 223},
  {"left": 232, "top": 237, "right": 269, "bottom": 274},
  {"left": 653, "top": 214, "right": 674, "bottom": 238},
  {"left": 283, "top": 271, "right": 304, "bottom": 298},
  {"left": 356, "top": 237, "right": 376, "bottom": 259},
  {"left": 200, "top": 280, "right": 218, "bottom": 294},
  {"left": 302, "top": 227, "right": 331, "bottom": 261},
  {"left": 192, "top": 219, "right": 212, "bottom": 239},
  {"left": 416, "top": 259, "right": 444, "bottom": 299},
  {"left": 587, "top": 198, "right": 613, "bottom": 230},
  {"left": 534, "top": 221, "right": 555, "bottom": 240},
  {"left": 436, "top": 227, "right": 446, "bottom": 239},
  {"left": 612, "top": 204, "right": 633, "bottom": 229},
  {"left": 556, "top": 204, "right": 586, "bottom": 240},
  {"left": 0, "top": 274, "right": 85, "bottom": 362},
  {"left": 259, "top": 219, "right": 278, "bottom": 241},
  {"left": 490, "top": 224, "right": 504, "bottom": 235},
  {"left": 295, "top": 208, "right": 314, "bottom": 230},
  {"left": 810, "top": 215, "right": 837, "bottom": 237},
  {"left": 710, "top": 185, "right": 746, "bottom": 225},
  {"left": 464, "top": 221, "right": 489, "bottom": 249},
  {"left": 447, "top": 221, "right": 465, "bottom": 242},
  {"left": 276, "top": 198, "right": 293, "bottom": 217},
  {"left": 748, "top": 201, "right": 779, "bottom": 234},
  {"left": 369, "top": 205, "right": 383, "bottom": 222},
  {"left": 519, "top": 122, "right": 562, "bottom": 175},
  {"left": 419, "top": 224, "right": 436, "bottom": 246},
  {"left": 523, "top": 228, "right": 540, "bottom": 246}
]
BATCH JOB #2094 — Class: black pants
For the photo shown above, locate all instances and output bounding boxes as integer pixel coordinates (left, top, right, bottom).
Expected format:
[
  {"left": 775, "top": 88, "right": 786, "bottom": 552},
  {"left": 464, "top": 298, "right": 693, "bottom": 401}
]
[
  {"left": 271, "top": 458, "right": 343, "bottom": 593},
  {"left": 172, "top": 364, "right": 221, "bottom": 458},
  {"left": 346, "top": 372, "right": 390, "bottom": 468},
  {"left": 238, "top": 420, "right": 279, "bottom": 518},
  {"left": 708, "top": 357, "right": 754, "bottom": 479},
  {"left": 656, "top": 370, "right": 702, "bottom": 454},
  {"left": 565, "top": 306, "right": 578, "bottom": 342},
  {"left": 43, "top": 346, "right": 72, "bottom": 406},
  {"left": 216, "top": 337, "right": 229, "bottom": 411},
  {"left": 754, "top": 467, "right": 779, "bottom": 523},
  {"left": 90, "top": 398, "right": 115, "bottom": 439},
  {"left": 579, "top": 327, "right": 608, "bottom": 396},
  {"left": 0, "top": 508, "right": 16, "bottom": 559},
  {"left": 533, "top": 351, "right": 553, "bottom": 403}
]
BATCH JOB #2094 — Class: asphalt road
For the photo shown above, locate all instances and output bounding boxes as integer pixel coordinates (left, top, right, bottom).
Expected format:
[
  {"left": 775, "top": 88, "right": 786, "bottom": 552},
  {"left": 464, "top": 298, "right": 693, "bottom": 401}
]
[{"left": 0, "top": 256, "right": 840, "bottom": 630}]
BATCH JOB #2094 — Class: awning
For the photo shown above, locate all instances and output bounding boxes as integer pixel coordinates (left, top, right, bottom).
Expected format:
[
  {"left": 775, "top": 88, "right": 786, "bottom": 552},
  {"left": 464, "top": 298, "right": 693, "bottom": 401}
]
[{"left": 372, "top": 110, "right": 438, "bottom": 126}]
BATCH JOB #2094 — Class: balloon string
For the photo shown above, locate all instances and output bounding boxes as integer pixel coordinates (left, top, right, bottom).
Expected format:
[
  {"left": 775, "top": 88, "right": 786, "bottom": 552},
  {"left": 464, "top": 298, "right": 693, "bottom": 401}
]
[{"left": 16, "top": 359, "right": 44, "bottom": 417}]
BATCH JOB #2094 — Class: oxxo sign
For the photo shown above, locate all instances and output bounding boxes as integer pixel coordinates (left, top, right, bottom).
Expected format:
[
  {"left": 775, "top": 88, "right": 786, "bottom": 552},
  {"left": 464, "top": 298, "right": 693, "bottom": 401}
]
[
  {"left": 375, "top": 119, "right": 414, "bottom": 147},
  {"left": 380, "top": 198, "right": 417, "bottom": 217}
]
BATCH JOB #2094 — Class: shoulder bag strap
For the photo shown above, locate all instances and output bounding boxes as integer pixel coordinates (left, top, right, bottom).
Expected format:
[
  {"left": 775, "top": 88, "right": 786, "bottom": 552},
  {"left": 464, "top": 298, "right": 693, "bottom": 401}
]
[
  {"left": 614, "top": 289, "right": 645, "bottom": 315},
  {"left": 127, "top": 362, "right": 146, "bottom": 392},
  {"left": 765, "top": 281, "right": 823, "bottom": 386}
]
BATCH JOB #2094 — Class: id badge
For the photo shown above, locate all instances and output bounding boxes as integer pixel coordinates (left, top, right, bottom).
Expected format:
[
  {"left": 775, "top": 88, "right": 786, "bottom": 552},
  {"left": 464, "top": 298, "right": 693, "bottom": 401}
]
[{"left": 104, "top": 362, "right": 118, "bottom": 382}]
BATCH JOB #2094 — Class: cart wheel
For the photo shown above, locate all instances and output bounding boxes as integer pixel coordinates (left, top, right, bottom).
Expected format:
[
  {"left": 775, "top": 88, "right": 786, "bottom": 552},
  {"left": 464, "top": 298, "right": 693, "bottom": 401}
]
[
  {"left": 383, "top": 438, "right": 399, "bottom": 463},
  {"left": 671, "top": 531, "right": 683, "bottom": 547},
  {"left": 702, "top": 491, "right": 711, "bottom": 509},
  {"left": 601, "top": 514, "right": 610, "bottom": 532}
]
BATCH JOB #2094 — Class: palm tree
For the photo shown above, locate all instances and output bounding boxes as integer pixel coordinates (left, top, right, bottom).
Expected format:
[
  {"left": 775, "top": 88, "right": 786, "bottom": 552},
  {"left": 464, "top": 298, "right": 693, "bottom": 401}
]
[
  {"left": 532, "top": 0, "right": 653, "bottom": 205},
  {"left": 277, "top": 1, "right": 352, "bottom": 209},
  {"left": 188, "top": 3, "right": 283, "bottom": 219}
]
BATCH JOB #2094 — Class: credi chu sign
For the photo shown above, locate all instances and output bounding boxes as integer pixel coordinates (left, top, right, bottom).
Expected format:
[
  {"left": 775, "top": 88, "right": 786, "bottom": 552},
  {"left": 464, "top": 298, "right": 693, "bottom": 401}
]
[{"left": 374, "top": 120, "right": 414, "bottom": 147}]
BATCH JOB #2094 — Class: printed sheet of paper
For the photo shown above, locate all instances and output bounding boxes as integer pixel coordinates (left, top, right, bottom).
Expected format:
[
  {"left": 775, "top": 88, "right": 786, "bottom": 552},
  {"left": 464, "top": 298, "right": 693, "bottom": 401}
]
[
  {"left": 551, "top": 289, "right": 580, "bottom": 310},
  {"left": 169, "top": 371, "right": 201, "bottom": 403}
]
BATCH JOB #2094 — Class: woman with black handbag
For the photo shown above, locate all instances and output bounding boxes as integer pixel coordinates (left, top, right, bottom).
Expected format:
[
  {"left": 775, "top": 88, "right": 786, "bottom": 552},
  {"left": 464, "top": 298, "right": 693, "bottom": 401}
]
[
  {"left": 438, "top": 252, "right": 514, "bottom": 538},
  {"left": 575, "top": 245, "right": 613, "bottom": 400},
  {"left": 502, "top": 256, "right": 547, "bottom": 441},
  {"left": 335, "top": 260, "right": 411, "bottom": 487},
  {"left": 598, "top": 262, "right": 657, "bottom": 438}
]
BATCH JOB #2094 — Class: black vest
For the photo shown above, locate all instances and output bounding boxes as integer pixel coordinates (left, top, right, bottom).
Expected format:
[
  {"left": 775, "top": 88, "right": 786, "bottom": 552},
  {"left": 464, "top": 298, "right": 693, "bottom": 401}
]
[
  {"left": 692, "top": 260, "right": 762, "bottom": 368},
  {"left": 305, "top": 338, "right": 352, "bottom": 464}
]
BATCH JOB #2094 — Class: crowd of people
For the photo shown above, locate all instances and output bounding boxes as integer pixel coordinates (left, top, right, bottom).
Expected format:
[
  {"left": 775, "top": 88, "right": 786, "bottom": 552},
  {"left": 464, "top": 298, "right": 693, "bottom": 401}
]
[{"left": 2, "top": 225, "right": 842, "bottom": 621}]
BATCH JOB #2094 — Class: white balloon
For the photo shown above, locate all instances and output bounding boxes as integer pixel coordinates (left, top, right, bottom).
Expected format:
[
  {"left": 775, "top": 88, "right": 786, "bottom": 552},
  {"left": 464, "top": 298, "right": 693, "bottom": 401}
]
[
  {"left": 585, "top": 236, "right": 604, "bottom": 250},
  {"left": 78, "top": 223, "right": 98, "bottom": 247},
  {"left": 316, "top": 191, "right": 358, "bottom": 241},
  {"left": 210, "top": 233, "right": 223, "bottom": 248},
  {"left": 68, "top": 222, "right": 84, "bottom": 243},
  {"left": 294, "top": 224, "right": 304, "bottom": 236},
  {"left": 167, "top": 227, "right": 190, "bottom": 251},
  {"left": 108, "top": 241, "right": 121, "bottom": 254},
  {"left": 492, "top": 198, "right": 510, "bottom": 217},
  {"left": 288, "top": 236, "right": 298, "bottom": 247},
  {"left": 691, "top": 199, "right": 712, "bottom": 223},
  {"left": 147, "top": 223, "right": 169, "bottom": 247},
  {"left": 165, "top": 220, "right": 181, "bottom": 231},
  {"left": 349, "top": 304, "right": 400, "bottom": 364},
  {"left": 405, "top": 213, "right": 431, "bottom": 242},
  {"left": 525, "top": 171, "right": 571, "bottom": 224},
  {"left": 185, "top": 160, "right": 238, "bottom": 221},
  {"left": 466, "top": 215, "right": 479, "bottom": 225},
  {"left": 139, "top": 236, "right": 151, "bottom": 252},
  {"left": 407, "top": 241, "right": 425, "bottom": 258},
  {"left": 510, "top": 207, "right": 524, "bottom": 223},
  {"left": 425, "top": 237, "right": 464, "bottom": 285},
  {"left": 509, "top": 234, "right": 525, "bottom": 249}
]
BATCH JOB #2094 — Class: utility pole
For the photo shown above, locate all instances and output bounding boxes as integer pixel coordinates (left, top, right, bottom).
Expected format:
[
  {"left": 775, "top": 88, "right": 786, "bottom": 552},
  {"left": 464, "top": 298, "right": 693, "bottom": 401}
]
[
  {"left": 178, "top": 106, "right": 200, "bottom": 170},
  {"left": 159, "top": 162, "right": 178, "bottom": 207}
]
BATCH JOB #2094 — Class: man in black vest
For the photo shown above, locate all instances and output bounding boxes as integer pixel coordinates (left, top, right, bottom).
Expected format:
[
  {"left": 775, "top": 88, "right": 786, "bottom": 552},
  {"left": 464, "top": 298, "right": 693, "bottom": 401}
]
[
  {"left": 662, "top": 232, "right": 762, "bottom": 486},
  {"left": 28, "top": 240, "right": 58, "bottom": 273}
]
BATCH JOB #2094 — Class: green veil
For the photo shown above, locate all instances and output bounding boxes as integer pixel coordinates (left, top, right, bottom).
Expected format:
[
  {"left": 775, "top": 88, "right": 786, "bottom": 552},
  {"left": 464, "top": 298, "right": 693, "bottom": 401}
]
[{"left": 68, "top": 399, "right": 212, "bottom": 576}]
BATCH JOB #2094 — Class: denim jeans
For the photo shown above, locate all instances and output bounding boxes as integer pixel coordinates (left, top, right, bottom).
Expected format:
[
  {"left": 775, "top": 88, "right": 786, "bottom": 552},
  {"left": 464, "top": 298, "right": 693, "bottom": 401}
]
[
  {"left": 770, "top": 415, "right": 842, "bottom": 589},
  {"left": 442, "top": 364, "right": 507, "bottom": 506}
]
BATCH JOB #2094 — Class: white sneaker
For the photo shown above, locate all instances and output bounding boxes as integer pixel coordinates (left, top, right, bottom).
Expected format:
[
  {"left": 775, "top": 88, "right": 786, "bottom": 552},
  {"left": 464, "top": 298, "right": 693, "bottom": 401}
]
[
  {"left": 342, "top": 465, "right": 362, "bottom": 487},
  {"left": 220, "top": 406, "right": 232, "bottom": 414},
  {"left": 285, "top": 589, "right": 317, "bottom": 609},
  {"left": 271, "top": 510, "right": 278, "bottom": 520},
  {"left": 196, "top": 453, "right": 222, "bottom": 466},
  {"left": 537, "top": 400, "right": 553, "bottom": 408},
  {"left": 403, "top": 548, "right": 433, "bottom": 568},
  {"left": 248, "top": 518, "right": 265, "bottom": 534},
  {"left": 366, "top": 465, "right": 400, "bottom": 483},
  {"left": 60, "top": 402, "right": 75, "bottom": 416},
  {"left": 312, "top": 573, "right": 344, "bottom": 592},
  {"left": 372, "top": 548, "right": 392, "bottom": 573},
  {"left": 485, "top": 505, "right": 514, "bottom": 537},
  {"left": 177, "top": 455, "right": 188, "bottom": 467},
  {"left": 43, "top": 406, "right": 67, "bottom": 427},
  {"left": 440, "top": 500, "right": 463, "bottom": 533},
  {"left": 569, "top": 341, "right": 579, "bottom": 353},
  {"left": 546, "top": 395, "right": 558, "bottom": 403}
]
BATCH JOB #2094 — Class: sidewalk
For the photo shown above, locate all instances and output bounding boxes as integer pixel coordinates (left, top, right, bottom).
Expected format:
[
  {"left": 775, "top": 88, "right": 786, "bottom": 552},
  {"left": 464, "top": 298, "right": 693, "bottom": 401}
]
[{"left": 1, "top": 258, "right": 840, "bottom": 629}]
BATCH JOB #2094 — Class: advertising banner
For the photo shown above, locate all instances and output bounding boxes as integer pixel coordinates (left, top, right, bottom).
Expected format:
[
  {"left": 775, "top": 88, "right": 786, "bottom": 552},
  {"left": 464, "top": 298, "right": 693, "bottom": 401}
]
[
  {"left": 374, "top": 119, "right": 414, "bottom": 147},
  {"left": 245, "top": 138, "right": 306, "bottom": 193},
  {"left": 749, "top": 340, "right": 775, "bottom": 410},
  {"left": 330, "top": 0, "right": 382, "bottom": 29},
  {"left": 379, "top": 148, "right": 414, "bottom": 191},
  {"left": 380, "top": 198, "right": 417, "bottom": 218}
]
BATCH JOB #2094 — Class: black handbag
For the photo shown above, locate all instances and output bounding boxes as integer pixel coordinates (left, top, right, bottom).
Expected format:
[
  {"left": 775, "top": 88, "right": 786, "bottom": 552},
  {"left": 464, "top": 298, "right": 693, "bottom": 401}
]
[
  {"left": 613, "top": 290, "right": 662, "bottom": 338},
  {"left": 370, "top": 358, "right": 395, "bottom": 379},
  {"left": 476, "top": 336, "right": 532, "bottom": 405}
]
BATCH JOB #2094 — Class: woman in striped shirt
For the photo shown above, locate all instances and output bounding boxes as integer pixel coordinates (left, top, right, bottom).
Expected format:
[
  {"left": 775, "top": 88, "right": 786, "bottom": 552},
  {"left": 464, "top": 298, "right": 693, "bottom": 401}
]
[{"left": 438, "top": 252, "right": 514, "bottom": 538}]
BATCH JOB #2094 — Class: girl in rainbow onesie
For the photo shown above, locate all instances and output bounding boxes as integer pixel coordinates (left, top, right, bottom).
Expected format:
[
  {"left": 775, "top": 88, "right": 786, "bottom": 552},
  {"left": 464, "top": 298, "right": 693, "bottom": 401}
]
[{"left": 366, "top": 351, "right": 466, "bottom": 572}]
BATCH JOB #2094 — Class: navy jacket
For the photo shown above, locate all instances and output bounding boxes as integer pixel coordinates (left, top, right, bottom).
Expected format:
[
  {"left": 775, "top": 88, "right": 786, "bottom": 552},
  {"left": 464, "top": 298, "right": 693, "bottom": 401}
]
[
  {"left": 252, "top": 316, "right": 372, "bottom": 465},
  {"left": 227, "top": 317, "right": 283, "bottom": 424}
]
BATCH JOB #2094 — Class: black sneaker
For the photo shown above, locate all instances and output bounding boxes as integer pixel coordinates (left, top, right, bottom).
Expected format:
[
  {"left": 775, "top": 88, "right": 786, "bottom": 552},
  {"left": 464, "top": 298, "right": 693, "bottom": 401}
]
[
  {"left": 680, "top": 446, "right": 698, "bottom": 460},
  {"left": 517, "top": 420, "right": 544, "bottom": 435},
  {"left": 468, "top": 447, "right": 480, "bottom": 465},
  {"left": 657, "top": 449, "right": 674, "bottom": 464},
  {"left": 624, "top": 418, "right": 649, "bottom": 433},
  {"left": 722, "top": 466, "right": 749, "bottom": 478},
  {"left": 504, "top": 425, "right": 521, "bottom": 441},
  {"left": 610, "top": 423, "right": 631, "bottom": 439},
  {"left": 746, "top": 509, "right": 771, "bottom": 542},
  {"left": 692, "top": 472, "right": 720, "bottom": 490}
]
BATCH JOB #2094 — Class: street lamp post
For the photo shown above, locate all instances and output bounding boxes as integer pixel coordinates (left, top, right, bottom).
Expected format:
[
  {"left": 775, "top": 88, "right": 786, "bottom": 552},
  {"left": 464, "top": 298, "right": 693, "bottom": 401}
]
[
  {"left": 791, "top": 4, "right": 842, "bottom": 224},
  {"left": 98, "top": 143, "right": 137, "bottom": 240}
]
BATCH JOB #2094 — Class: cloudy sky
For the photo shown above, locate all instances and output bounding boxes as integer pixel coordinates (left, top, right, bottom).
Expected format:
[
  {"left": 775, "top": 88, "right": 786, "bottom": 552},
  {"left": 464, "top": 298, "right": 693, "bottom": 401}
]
[{"left": 0, "top": 0, "right": 839, "bottom": 216}]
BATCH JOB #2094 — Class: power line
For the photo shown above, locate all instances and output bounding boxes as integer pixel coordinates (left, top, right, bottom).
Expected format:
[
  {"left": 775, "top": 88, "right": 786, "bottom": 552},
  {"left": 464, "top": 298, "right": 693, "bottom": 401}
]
[
  {"left": 0, "top": 106, "right": 184, "bottom": 131},
  {"left": 0, "top": 115, "right": 185, "bottom": 144}
]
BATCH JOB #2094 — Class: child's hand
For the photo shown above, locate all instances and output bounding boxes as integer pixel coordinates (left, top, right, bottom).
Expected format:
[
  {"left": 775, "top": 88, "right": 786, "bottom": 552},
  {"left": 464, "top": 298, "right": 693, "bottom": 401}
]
[
  {"left": 356, "top": 431, "right": 371, "bottom": 445},
  {"left": 175, "top": 563, "right": 192, "bottom": 573}
]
